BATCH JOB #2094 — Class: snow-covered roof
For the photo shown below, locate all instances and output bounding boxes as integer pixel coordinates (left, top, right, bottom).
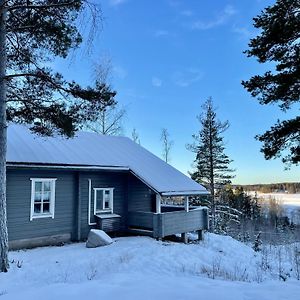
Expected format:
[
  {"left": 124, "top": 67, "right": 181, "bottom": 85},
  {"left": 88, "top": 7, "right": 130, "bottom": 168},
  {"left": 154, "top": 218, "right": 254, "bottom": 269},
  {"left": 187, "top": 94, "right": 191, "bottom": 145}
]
[{"left": 7, "top": 124, "right": 208, "bottom": 195}]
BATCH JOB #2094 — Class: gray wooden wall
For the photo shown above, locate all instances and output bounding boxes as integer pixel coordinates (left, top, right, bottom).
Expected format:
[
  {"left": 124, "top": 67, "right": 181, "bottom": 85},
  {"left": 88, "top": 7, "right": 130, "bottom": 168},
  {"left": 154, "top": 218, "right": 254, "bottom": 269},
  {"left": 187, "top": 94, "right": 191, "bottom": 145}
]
[
  {"left": 128, "top": 173, "right": 155, "bottom": 212},
  {"left": 78, "top": 171, "right": 128, "bottom": 239},
  {"left": 7, "top": 169, "right": 76, "bottom": 242},
  {"left": 6, "top": 168, "right": 156, "bottom": 247}
]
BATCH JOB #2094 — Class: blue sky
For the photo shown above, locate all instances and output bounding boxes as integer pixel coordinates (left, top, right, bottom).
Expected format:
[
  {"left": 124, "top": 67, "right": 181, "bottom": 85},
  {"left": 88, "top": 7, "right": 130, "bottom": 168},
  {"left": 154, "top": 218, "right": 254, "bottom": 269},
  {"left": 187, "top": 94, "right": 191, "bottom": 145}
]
[{"left": 56, "top": 0, "right": 299, "bottom": 184}]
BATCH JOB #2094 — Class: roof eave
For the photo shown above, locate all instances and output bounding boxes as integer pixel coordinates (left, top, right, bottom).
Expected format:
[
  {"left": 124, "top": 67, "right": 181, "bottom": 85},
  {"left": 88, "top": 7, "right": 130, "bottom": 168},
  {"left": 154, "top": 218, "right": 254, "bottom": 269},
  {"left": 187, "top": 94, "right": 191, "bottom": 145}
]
[
  {"left": 6, "top": 162, "right": 130, "bottom": 171},
  {"left": 161, "top": 190, "right": 210, "bottom": 197}
]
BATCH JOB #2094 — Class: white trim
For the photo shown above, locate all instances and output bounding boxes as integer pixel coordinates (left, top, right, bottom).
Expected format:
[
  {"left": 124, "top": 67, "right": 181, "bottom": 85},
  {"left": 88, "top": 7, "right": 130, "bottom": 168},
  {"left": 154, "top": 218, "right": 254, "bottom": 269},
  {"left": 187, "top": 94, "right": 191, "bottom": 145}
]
[
  {"left": 30, "top": 178, "right": 57, "bottom": 182},
  {"left": 161, "top": 190, "right": 209, "bottom": 196},
  {"left": 93, "top": 188, "right": 114, "bottom": 215},
  {"left": 88, "top": 179, "right": 96, "bottom": 226},
  {"left": 184, "top": 196, "right": 189, "bottom": 212},
  {"left": 51, "top": 180, "right": 56, "bottom": 219},
  {"left": 156, "top": 194, "right": 161, "bottom": 214},
  {"left": 111, "top": 189, "right": 114, "bottom": 213},
  {"left": 30, "top": 178, "right": 57, "bottom": 221}
]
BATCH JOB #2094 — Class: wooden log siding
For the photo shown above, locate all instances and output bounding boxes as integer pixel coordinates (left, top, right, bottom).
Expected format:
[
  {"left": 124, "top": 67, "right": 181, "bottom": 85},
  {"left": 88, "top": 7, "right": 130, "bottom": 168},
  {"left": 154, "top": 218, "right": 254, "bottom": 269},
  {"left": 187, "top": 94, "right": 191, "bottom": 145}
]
[
  {"left": 128, "top": 208, "right": 208, "bottom": 238},
  {"left": 157, "top": 209, "right": 207, "bottom": 237},
  {"left": 6, "top": 169, "right": 76, "bottom": 242},
  {"left": 128, "top": 211, "right": 154, "bottom": 230}
]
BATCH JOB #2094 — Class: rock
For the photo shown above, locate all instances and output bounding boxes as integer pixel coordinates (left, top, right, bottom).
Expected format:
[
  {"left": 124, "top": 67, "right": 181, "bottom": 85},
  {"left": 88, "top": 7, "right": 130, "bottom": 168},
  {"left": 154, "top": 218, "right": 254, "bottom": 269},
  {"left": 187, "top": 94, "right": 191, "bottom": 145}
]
[{"left": 86, "top": 229, "right": 113, "bottom": 248}]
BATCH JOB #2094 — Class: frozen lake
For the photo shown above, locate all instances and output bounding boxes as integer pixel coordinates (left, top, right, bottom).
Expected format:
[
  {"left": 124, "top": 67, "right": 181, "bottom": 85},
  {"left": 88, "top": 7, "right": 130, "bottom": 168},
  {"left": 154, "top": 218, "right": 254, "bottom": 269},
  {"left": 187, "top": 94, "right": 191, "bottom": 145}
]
[
  {"left": 247, "top": 192, "right": 300, "bottom": 207},
  {"left": 247, "top": 192, "right": 300, "bottom": 224}
]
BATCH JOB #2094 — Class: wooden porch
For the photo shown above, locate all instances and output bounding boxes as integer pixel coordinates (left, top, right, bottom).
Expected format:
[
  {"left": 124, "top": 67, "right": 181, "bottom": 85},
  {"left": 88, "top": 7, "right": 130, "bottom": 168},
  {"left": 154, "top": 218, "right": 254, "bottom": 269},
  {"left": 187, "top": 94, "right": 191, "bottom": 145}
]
[{"left": 127, "top": 195, "right": 209, "bottom": 240}]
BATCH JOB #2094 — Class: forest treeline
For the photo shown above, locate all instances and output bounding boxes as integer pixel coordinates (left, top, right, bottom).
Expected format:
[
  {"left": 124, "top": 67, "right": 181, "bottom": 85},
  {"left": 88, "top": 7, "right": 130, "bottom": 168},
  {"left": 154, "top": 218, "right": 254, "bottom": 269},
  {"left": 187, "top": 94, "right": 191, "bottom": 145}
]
[{"left": 235, "top": 183, "right": 300, "bottom": 194}]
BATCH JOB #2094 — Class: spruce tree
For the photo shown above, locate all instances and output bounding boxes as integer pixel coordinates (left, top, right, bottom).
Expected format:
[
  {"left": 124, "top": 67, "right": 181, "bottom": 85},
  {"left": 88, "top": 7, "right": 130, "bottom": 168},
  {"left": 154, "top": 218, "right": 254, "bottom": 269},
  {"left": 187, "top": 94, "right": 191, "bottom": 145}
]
[
  {"left": 0, "top": 1, "right": 116, "bottom": 272},
  {"left": 242, "top": 0, "right": 300, "bottom": 166},
  {"left": 187, "top": 98, "right": 235, "bottom": 231}
]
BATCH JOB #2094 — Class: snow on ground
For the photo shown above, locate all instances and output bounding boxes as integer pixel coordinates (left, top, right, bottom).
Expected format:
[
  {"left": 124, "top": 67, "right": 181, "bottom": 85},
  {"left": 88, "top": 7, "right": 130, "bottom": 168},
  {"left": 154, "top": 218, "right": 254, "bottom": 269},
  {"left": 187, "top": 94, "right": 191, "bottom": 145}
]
[{"left": 1, "top": 234, "right": 300, "bottom": 300}]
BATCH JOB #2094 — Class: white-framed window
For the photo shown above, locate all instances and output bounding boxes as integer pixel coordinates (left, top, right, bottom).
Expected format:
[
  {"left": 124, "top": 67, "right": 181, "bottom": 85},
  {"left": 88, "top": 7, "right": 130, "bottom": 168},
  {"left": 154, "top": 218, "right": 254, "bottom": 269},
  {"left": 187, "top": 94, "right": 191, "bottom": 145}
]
[
  {"left": 94, "top": 188, "right": 114, "bottom": 214},
  {"left": 30, "top": 178, "right": 57, "bottom": 221}
]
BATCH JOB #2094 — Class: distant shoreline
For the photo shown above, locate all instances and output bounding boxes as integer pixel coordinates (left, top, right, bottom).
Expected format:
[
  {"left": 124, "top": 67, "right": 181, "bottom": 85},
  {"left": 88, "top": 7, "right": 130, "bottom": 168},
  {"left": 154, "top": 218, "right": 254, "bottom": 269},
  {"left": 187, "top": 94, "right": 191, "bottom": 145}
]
[
  {"left": 234, "top": 182, "right": 300, "bottom": 194},
  {"left": 246, "top": 191, "right": 300, "bottom": 207}
]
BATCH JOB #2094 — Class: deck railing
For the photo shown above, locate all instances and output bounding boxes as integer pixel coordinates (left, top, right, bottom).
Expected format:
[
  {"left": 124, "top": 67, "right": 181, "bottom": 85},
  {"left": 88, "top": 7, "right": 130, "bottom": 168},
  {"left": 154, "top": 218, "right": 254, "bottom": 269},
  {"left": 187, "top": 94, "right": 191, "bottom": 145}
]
[
  {"left": 128, "top": 207, "right": 208, "bottom": 238},
  {"left": 127, "top": 211, "right": 154, "bottom": 231}
]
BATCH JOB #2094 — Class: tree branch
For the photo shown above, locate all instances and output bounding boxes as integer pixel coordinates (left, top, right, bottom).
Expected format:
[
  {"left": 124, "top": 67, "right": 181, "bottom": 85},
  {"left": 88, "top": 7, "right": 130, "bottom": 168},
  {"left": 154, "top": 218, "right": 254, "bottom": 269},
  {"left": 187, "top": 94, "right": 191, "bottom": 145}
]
[{"left": 7, "top": 1, "right": 78, "bottom": 12}]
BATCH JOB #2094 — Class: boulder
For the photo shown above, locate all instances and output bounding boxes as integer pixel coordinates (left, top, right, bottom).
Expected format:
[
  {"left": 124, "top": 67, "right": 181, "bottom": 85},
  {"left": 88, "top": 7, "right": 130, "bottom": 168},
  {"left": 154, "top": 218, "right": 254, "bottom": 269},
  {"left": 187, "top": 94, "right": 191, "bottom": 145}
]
[{"left": 86, "top": 229, "right": 113, "bottom": 248}]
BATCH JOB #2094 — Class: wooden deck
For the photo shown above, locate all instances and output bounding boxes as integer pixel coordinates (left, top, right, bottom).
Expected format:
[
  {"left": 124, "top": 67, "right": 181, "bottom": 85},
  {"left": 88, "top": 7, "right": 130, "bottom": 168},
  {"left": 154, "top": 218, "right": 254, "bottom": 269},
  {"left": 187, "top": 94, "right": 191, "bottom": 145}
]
[{"left": 127, "top": 207, "right": 209, "bottom": 238}]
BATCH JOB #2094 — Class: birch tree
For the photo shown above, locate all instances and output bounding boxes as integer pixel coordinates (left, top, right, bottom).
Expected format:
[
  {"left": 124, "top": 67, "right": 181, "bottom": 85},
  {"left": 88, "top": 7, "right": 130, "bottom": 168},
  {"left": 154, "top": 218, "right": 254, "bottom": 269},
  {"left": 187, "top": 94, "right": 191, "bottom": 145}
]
[
  {"left": 87, "top": 103, "right": 126, "bottom": 135},
  {"left": 131, "top": 128, "right": 140, "bottom": 144},
  {"left": 0, "top": 0, "right": 116, "bottom": 272},
  {"left": 86, "top": 57, "right": 126, "bottom": 136},
  {"left": 160, "top": 128, "right": 173, "bottom": 163}
]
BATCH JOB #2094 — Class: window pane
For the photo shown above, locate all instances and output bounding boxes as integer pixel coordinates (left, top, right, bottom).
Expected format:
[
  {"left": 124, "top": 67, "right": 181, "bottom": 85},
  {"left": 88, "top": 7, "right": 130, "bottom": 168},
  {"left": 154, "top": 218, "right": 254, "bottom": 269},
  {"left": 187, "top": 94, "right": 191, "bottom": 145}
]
[
  {"left": 35, "top": 182, "right": 42, "bottom": 192},
  {"left": 34, "top": 203, "right": 41, "bottom": 214},
  {"left": 43, "top": 202, "right": 50, "bottom": 213},
  {"left": 43, "top": 191, "right": 51, "bottom": 202},
  {"left": 95, "top": 191, "right": 104, "bottom": 211},
  {"left": 34, "top": 192, "right": 42, "bottom": 202},
  {"left": 44, "top": 182, "right": 51, "bottom": 192},
  {"left": 104, "top": 190, "right": 110, "bottom": 209}
]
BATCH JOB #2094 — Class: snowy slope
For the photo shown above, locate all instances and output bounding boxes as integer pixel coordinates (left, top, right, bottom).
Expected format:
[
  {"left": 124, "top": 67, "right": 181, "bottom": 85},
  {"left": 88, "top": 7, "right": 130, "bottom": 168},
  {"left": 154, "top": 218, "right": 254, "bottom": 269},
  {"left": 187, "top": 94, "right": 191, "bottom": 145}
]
[{"left": 0, "top": 234, "right": 300, "bottom": 300}]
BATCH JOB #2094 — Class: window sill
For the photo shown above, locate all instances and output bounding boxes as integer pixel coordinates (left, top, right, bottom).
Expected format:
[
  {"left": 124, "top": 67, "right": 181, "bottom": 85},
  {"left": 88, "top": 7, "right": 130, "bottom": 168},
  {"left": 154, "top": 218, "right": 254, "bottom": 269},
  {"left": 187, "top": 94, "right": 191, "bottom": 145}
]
[
  {"left": 31, "top": 214, "right": 54, "bottom": 220},
  {"left": 95, "top": 209, "right": 112, "bottom": 214},
  {"left": 95, "top": 213, "right": 121, "bottom": 219}
]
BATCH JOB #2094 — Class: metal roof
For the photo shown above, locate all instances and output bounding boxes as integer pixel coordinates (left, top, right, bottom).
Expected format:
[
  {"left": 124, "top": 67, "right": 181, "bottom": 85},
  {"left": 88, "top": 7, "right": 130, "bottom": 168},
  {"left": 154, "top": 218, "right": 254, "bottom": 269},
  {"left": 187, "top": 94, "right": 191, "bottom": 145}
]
[{"left": 7, "top": 124, "right": 208, "bottom": 195}]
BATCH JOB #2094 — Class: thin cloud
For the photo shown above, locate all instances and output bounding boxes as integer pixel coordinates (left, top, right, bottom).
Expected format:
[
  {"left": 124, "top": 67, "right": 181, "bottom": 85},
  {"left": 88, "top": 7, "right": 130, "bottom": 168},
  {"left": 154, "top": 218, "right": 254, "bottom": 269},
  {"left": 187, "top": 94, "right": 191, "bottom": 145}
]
[
  {"left": 152, "top": 77, "right": 162, "bottom": 87},
  {"left": 154, "top": 30, "right": 170, "bottom": 37},
  {"left": 109, "top": 0, "right": 127, "bottom": 6},
  {"left": 172, "top": 68, "right": 204, "bottom": 87},
  {"left": 190, "top": 5, "right": 237, "bottom": 30},
  {"left": 232, "top": 25, "right": 255, "bottom": 40},
  {"left": 168, "top": 0, "right": 180, "bottom": 8},
  {"left": 113, "top": 65, "right": 127, "bottom": 79},
  {"left": 181, "top": 10, "right": 194, "bottom": 17}
]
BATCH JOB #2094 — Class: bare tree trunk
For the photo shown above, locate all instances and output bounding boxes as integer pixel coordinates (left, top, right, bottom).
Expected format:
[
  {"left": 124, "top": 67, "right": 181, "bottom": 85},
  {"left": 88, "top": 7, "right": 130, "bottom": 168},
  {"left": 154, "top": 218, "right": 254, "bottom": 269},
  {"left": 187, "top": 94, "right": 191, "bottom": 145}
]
[
  {"left": 161, "top": 128, "right": 173, "bottom": 163},
  {"left": 209, "top": 118, "right": 215, "bottom": 232},
  {"left": 0, "top": 1, "right": 9, "bottom": 273}
]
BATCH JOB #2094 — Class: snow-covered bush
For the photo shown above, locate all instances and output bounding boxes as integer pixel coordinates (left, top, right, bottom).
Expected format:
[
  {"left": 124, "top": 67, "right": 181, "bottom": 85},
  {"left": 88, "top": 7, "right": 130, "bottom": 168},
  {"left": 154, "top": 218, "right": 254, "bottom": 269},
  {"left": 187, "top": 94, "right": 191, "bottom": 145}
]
[
  {"left": 253, "top": 232, "right": 262, "bottom": 252},
  {"left": 293, "top": 245, "right": 300, "bottom": 280}
]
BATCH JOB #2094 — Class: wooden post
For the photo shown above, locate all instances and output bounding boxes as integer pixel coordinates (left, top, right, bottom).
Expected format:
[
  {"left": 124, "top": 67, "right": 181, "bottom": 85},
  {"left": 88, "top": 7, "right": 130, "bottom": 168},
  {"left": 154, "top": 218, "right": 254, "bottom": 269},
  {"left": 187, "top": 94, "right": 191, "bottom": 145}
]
[
  {"left": 181, "top": 196, "right": 189, "bottom": 244},
  {"left": 181, "top": 232, "right": 188, "bottom": 244},
  {"left": 156, "top": 194, "right": 161, "bottom": 214},
  {"left": 197, "top": 230, "right": 203, "bottom": 241},
  {"left": 184, "top": 196, "right": 189, "bottom": 212}
]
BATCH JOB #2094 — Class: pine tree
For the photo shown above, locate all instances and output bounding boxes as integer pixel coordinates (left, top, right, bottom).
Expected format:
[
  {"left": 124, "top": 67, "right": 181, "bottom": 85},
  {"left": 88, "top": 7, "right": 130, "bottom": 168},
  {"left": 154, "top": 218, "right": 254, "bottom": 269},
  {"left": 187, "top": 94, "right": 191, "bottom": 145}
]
[
  {"left": 242, "top": 0, "right": 300, "bottom": 166},
  {"left": 0, "top": 1, "right": 116, "bottom": 272},
  {"left": 253, "top": 232, "right": 262, "bottom": 252},
  {"left": 187, "top": 98, "right": 235, "bottom": 231}
]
